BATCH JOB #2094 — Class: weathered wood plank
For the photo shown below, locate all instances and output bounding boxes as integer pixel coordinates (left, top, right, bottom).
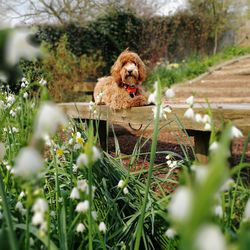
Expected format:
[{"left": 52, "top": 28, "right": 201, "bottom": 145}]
[{"left": 59, "top": 102, "right": 250, "bottom": 135}]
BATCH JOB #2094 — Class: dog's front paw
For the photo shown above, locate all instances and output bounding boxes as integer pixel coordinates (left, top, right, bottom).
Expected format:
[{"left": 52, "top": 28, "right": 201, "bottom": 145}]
[{"left": 129, "top": 95, "right": 147, "bottom": 107}]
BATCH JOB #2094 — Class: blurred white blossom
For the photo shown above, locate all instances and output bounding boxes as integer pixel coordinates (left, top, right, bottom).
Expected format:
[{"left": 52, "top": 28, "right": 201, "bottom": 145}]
[
  {"left": 209, "top": 141, "right": 219, "bottom": 151},
  {"left": 194, "top": 224, "right": 226, "bottom": 250},
  {"left": 184, "top": 108, "right": 195, "bottom": 119},
  {"left": 148, "top": 92, "right": 157, "bottom": 104},
  {"left": 168, "top": 186, "right": 193, "bottom": 222},
  {"left": 230, "top": 126, "right": 243, "bottom": 138},
  {"left": 185, "top": 95, "right": 194, "bottom": 106},
  {"left": 123, "top": 187, "right": 129, "bottom": 195},
  {"left": 70, "top": 187, "right": 80, "bottom": 200},
  {"left": 165, "top": 88, "right": 175, "bottom": 98},
  {"left": 165, "top": 228, "right": 177, "bottom": 239},
  {"left": 243, "top": 198, "right": 250, "bottom": 222},
  {"left": 13, "top": 147, "right": 44, "bottom": 178},
  {"left": 75, "top": 201, "right": 89, "bottom": 213},
  {"left": 6, "top": 29, "right": 41, "bottom": 66},
  {"left": 213, "top": 205, "right": 223, "bottom": 218},
  {"left": 118, "top": 180, "right": 125, "bottom": 189},
  {"left": 99, "top": 222, "right": 107, "bottom": 233},
  {"left": 34, "top": 102, "right": 68, "bottom": 139},
  {"left": 76, "top": 223, "right": 86, "bottom": 233}
]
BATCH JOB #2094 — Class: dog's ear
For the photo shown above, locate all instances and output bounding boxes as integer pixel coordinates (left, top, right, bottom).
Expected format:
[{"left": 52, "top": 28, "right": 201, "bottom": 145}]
[
  {"left": 111, "top": 58, "right": 123, "bottom": 85},
  {"left": 138, "top": 59, "right": 146, "bottom": 83}
]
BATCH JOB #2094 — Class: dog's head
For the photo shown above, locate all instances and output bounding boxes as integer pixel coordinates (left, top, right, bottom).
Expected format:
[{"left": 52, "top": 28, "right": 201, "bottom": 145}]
[{"left": 111, "top": 49, "right": 146, "bottom": 87}]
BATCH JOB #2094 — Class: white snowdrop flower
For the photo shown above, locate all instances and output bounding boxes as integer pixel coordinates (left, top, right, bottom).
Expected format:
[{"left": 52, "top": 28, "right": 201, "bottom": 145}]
[
  {"left": 91, "top": 211, "right": 97, "bottom": 220},
  {"left": 192, "top": 165, "right": 209, "bottom": 184},
  {"left": 19, "top": 191, "right": 25, "bottom": 199},
  {"left": 21, "top": 82, "right": 26, "bottom": 88},
  {"left": 75, "top": 201, "right": 89, "bottom": 213},
  {"left": 0, "top": 142, "right": 6, "bottom": 161},
  {"left": 123, "top": 187, "right": 129, "bottom": 195},
  {"left": 31, "top": 102, "right": 35, "bottom": 109},
  {"left": 77, "top": 179, "right": 88, "bottom": 192},
  {"left": 99, "top": 222, "right": 107, "bottom": 233},
  {"left": 88, "top": 101, "right": 95, "bottom": 111},
  {"left": 185, "top": 95, "right": 194, "bottom": 106},
  {"left": 194, "top": 224, "right": 226, "bottom": 250},
  {"left": 15, "top": 201, "right": 24, "bottom": 212},
  {"left": 184, "top": 108, "right": 195, "bottom": 119},
  {"left": 243, "top": 198, "right": 250, "bottom": 222},
  {"left": 92, "top": 146, "right": 101, "bottom": 162},
  {"left": 39, "top": 78, "right": 47, "bottom": 86},
  {"left": 165, "top": 228, "right": 177, "bottom": 239},
  {"left": 70, "top": 187, "right": 80, "bottom": 200},
  {"left": 69, "top": 138, "right": 74, "bottom": 145},
  {"left": 72, "top": 164, "right": 78, "bottom": 173},
  {"left": 195, "top": 113, "right": 203, "bottom": 123},
  {"left": 202, "top": 114, "right": 211, "bottom": 124},
  {"left": 214, "top": 205, "right": 223, "bottom": 218},
  {"left": 148, "top": 92, "right": 157, "bottom": 104},
  {"left": 6, "top": 28, "right": 41, "bottom": 66},
  {"left": 163, "top": 106, "right": 172, "bottom": 113},
  {"left": 204, "top": 123, "right": 211, "bottom": 131},
  {"left": 32, "top": 212, "right": 44, "bottom": 226},
  {"left": 13, "top": 147, "right": 44, "bottom": 178},
  {"left": 29, "top": 237, "right": 34, "bottom": 247},
  {"left": 50, "top": 211, "right": 56, "bottom": 218},
  {"left": 76, "top": 223, "right": 86, "bottom": 233},
  {"left": 6, "top": 165, "right": 11, "bottom": 171},
  {"left": 165, "top": 88, "right": 175, "bottom": 98},
  {"left": 166, "top": 155, "right": 171, "bottom": 160},
  {"left": 167, "top": 160, "right": 172, "bottom": 166},
  {"left": 220, "top": 178, "right": 234, "bottom": 192},
  {"left": 118, "top": 180, "right": 125, "bottom": 189},
  {"left": 6, "top": 95, "right": 15, "bottom": 104},
  {"left": 32, "top": 198, "right": 48, "bottom": 213},
  {"left": 76, "top": 153, "right": 88, "bottom": 167},
  {"left": 34, "top": 102, "right": 68, "bottom": 139},
  {"left": 10, "top": 110, "right": 16, "bottom": 117},
  {"left": 58, "top": 197, "right": 63, "bottom": 203},
  {"left": 168, "top": 186, "right": 193, "bottom": 222},
  {"left": 12, "top": 127, "right": 19, "bottom": 133},
  {"left": 230, "top": 126, "right": 243, "bottom": 138},
  {"left": 23, "top": 92, "right": 28, "bottom": 99},
  {"left": 209, "top": 141, "right": 219, "bottom": 151}
]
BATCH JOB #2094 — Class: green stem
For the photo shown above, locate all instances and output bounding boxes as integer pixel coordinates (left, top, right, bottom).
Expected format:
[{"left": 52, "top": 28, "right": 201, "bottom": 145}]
[
  {"left": 134, "top": 82, "right": 161, "bottom": 249},
  {"left": 0, "top": 172, "right": 18, "bottom": 250},
  {"left": 87, "top": 164, "right": 93, "bottom": 250}
]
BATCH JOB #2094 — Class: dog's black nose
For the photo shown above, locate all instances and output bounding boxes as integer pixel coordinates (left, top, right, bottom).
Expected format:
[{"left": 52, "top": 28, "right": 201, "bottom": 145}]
[{"left": 127, "top": 69, "right": 133, "bottom": 74}]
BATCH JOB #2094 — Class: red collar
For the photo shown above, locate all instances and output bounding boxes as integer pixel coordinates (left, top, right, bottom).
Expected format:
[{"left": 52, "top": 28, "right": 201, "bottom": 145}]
[{"left": 124, "top": 84, "right": 138, "bottom": 97}]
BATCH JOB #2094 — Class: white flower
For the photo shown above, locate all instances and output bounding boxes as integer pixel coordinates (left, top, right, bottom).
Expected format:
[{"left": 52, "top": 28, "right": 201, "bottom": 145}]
[
  {"left": 29, "top": 237, "right": 34, "bottom": 247},
  {"left": 185, "top": 95, "right": 194, "bottom": 106},
  {"left": 165, "top": 88, "right": 175, "bottom": 98},
  {"left": 32, "top": 198, "right": 48, "bottom": 213},
  {"left": 219, "top": 178, "right": 234, "bottom": 192},
  {"left": 230, "top": 126, "right": 243, "bottom": 138},
  {"left": 209, "top": 141, "right": 219, "bottom": 151},
  {"left": 76, "top": 223, "right": 86, "bottom": 233},
  {"left": 39, "top": 78, "right": 47, "bottom": 86},
  {"left": 92, "top": 146, "right": 101, "bottom": 162},
  {"left": 166, "top": 155, "right": 171, "bottom": 160},
  {"left": 184, "top": 108, "right": 195, "bottom": 119},
  {"left": 243, "top": 198, "right": 250, "bottom": 222},
  {"left": 76, "top": 153, "right": 89, "bottom": 167},
  {"left": 6, "top": 95, "right": 15, "bottom": 104},
  {"left": 10, "top": 110, "right": 16, "bottom": 117},
  {"left": 70, "top": 187, "right": 80, "bottom": 200},
  {"left": 77, "top": 179, "right": 88, "bottom": 192},
  {"left": 23, "top": 92, "right": 28, "bottom": 99},
  {"left": 6, "top": 28, "right": 41, "bottom": 66},
  {"left": 34, "top": 102, "right": 68, "bottom": 139},
  {"left": 194, "top": 224, "right": 226, "bottom": 250},
  {"left": 0, "top": 142, "right": 6, "bottom": 161},
  {"left": 148, "top": 92, "right": 157, "bottom": 104},
  {"left": 15, "top": 201, "right": 24, "bottom": 211},
  {"left": 32, "top": 212, "right": 44, "bottom": 226},
  {"left": 19, "top": 191, "right": 25, "bottom": 199},
  {"left": 91, "top": 211, "right": 97, "bottom": 220},
  {"left": 75, "top": 201, "right": 89, "bottom": 213},
  {"left": 13, "top": 147, "right": 44, "bottom": 178},
  {"left": 21, "top": 82, "right": 26, "bottom": 88},
  {"left": 12, "top": 127, "right": 19, "bottom": 133},
  {"left": 123, "top": 187, "right": 129, "bottom": 195},
  {"left": 152, "top": 105, "right": 171, "bottom": 119},
  {"left": 72, "top": 164, "right": 78, "bottom": 173},
  {"left": 88, "top": 101, "right": 95, "bottom": 111},
  {"left": 192, "top": 165, "right": 209, "bottom": 184},
  {"left": 168, "top": 186, "right": 193, "bottom": 222},
  {"left": 98, "top": 222, "right": 107, "bottom": 233},
  {"left": 202, "top": 114, "right": 211, "bottom": 124},
  {"left": 204, "top": 123, "right": 211, "bottom": 131},
  {"left": 118, "top": 180, "right": 125, "bottom": 189},
  {"left": 50, "top": 211, "right": 56, "bottom": 218},
  {"left": 195, "top": 113, "right": 203, "bottom": 123},
  {"left": 214, "top": 205, "right": 223, "bottom": 218},
  {"left": 165, "top": 228, "right": 177, "bottom": 239}
]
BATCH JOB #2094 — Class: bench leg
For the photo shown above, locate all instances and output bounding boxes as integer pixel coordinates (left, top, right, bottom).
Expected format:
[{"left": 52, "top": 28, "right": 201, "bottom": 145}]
[
  {"left": 188, "top": 130, "right": 211, "bottom": 164},
  {"left": 96, "top": 120, "right": 108, "bottom": 150}
]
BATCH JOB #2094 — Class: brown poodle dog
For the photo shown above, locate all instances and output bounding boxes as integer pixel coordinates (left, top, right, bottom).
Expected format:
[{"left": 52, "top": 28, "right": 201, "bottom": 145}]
[{"left": 94, "top": 49, "right": 148, "bottom": 110}]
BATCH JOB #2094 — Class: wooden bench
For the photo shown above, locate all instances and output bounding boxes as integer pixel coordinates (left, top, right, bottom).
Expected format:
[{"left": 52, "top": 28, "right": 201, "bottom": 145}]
[{"left": 59, "top": 102, "right": 250, "bottom": 163}]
